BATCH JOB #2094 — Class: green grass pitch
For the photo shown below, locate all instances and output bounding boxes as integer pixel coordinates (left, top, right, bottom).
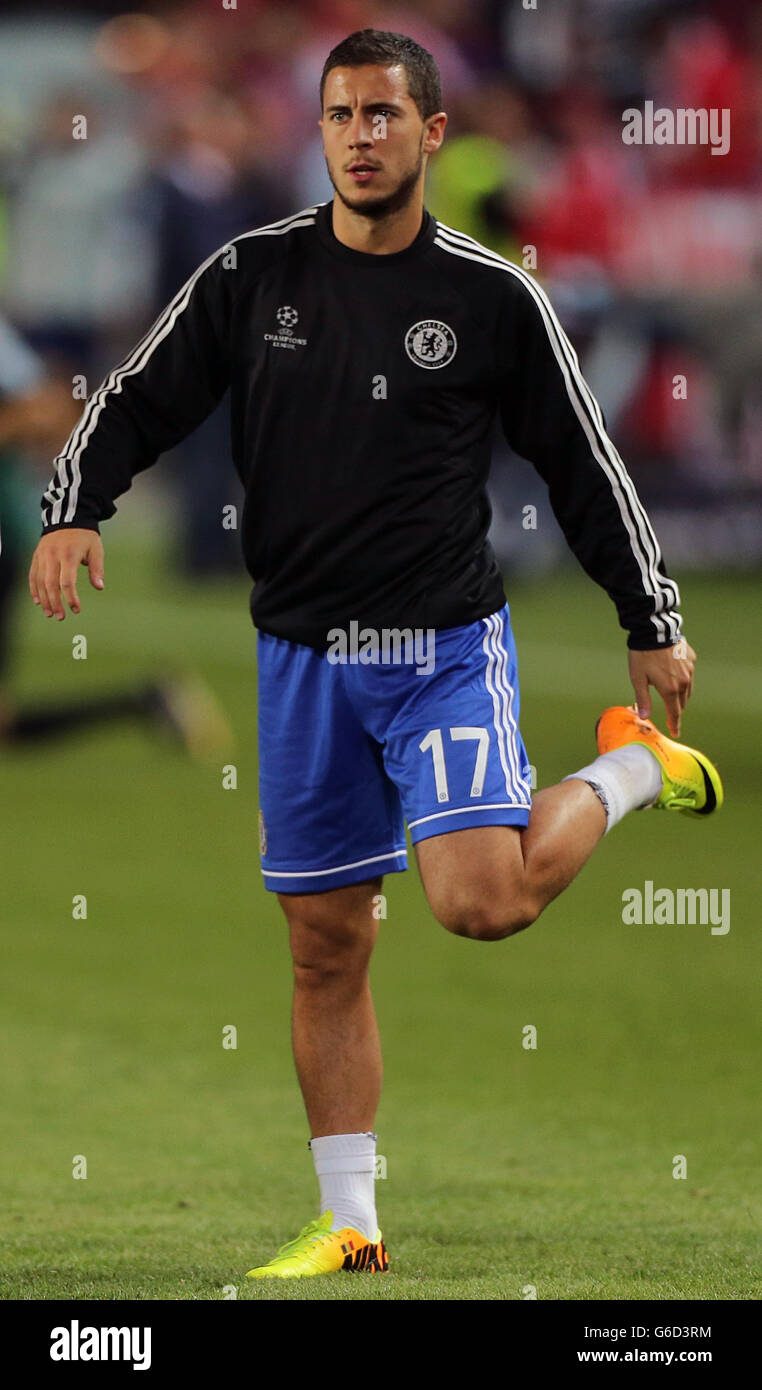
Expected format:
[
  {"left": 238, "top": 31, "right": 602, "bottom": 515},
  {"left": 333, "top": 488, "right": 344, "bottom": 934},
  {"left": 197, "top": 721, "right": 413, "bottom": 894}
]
[{"left": 1, "top": 531, "right": 760, "bottom": 1300}]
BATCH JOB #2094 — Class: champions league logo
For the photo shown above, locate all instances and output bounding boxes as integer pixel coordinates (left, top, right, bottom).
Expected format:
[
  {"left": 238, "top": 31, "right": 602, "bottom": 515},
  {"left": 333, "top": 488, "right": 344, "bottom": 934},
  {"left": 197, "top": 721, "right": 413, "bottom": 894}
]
[
  {"left": 405, "top": 320, "right": 457, "bottom": 370},
  {"left": 265, "top": 305, "right": 307, "bottom": 350}
]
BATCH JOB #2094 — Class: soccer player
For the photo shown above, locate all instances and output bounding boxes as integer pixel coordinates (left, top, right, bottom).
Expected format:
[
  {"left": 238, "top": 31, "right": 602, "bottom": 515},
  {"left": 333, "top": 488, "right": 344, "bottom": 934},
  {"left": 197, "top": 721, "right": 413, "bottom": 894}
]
[{"left": 29, "top": 29, "right": 722, "bottom": 1280}]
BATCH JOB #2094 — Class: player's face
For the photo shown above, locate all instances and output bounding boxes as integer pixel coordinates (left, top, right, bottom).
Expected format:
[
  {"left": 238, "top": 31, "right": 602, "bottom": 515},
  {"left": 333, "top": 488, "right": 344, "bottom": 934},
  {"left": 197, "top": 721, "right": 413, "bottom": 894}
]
[{"left": 320, "top": 65, "right": 435, "bottom": 219}]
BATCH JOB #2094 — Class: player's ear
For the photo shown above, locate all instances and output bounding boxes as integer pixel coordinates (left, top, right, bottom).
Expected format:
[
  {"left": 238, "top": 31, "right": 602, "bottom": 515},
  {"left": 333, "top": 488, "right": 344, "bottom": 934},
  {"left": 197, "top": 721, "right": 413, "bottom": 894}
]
[{"left": 423, "top": 111, "right": 447, "bottom": 155}]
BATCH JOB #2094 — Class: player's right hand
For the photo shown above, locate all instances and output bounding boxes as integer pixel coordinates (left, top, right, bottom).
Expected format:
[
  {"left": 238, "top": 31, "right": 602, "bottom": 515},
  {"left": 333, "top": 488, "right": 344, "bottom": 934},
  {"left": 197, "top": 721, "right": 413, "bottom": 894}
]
[{"left": 29, "top": 528, "right": 105, "bottom": 620}]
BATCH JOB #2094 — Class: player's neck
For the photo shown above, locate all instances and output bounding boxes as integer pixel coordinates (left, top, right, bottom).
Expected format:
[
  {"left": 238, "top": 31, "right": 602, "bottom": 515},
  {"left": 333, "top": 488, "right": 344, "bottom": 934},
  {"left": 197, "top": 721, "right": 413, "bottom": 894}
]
[{"left": 329, "top": 196, "right": 425, "bottom": 256}]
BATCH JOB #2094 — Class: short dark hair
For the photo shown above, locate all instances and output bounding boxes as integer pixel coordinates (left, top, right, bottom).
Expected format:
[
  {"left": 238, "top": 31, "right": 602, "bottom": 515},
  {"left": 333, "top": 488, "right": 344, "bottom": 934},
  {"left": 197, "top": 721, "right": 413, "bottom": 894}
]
[{"left": 320, "top": 28, "right": 442, "bottom": 121}]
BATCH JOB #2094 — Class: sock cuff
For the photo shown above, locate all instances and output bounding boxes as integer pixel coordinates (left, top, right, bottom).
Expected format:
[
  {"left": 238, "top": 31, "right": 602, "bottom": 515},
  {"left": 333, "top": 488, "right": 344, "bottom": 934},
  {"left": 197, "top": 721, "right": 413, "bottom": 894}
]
[
  {"left": 308, "top": 1131, "right": 377, "bottom": 1153},
  {"left": 312, "top": 1154, "right": 377, "bottom": 1176},
  {"left": 564, "top": 745, "right": 662, "bottom": 834},
  {"left": 563, "top": 771, "right": 613, "bottom": 832},
  {"left": 309, "top": 1132, "right": 377, "bottom": 1177}
]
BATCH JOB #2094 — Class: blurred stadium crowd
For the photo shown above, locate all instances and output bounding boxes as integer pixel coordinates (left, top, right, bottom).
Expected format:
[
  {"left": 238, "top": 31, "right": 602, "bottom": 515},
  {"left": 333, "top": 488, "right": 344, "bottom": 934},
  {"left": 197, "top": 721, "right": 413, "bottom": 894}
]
[{"left": 0, "top": 0, "right": 760, "bottom": 584}]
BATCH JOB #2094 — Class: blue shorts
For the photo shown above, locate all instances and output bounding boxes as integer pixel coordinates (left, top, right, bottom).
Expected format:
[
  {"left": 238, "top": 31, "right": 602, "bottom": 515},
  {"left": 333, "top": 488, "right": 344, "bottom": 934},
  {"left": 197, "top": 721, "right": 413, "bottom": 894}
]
[{"left": 256, "top": 604, "right": 532, "bottom": 893}]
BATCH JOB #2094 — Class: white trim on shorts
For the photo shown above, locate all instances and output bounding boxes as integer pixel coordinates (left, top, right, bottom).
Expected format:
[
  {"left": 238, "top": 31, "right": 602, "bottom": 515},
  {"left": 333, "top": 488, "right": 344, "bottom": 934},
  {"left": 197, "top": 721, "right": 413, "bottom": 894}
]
[
  {"left": 408, "top": 802, "right": 529, "bottom": 830},
  {"left": 481, "top": 612, "right": 532, "bottom": 805},
  {"left": 262, "top": 849, "right": 407, "bottom": 880}
]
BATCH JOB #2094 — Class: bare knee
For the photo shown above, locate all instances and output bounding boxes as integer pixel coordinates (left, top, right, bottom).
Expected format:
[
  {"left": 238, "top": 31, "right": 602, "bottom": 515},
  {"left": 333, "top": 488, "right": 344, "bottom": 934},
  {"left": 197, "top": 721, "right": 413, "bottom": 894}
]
[
  {"left": 289, "top": 916, "right": 374, "bottom": 982},
  {"left": 433, "top": 894, "right": 540, "bottom": 942},
  {"left": 280, "top": 884, "right": 379, "bottom": 984}
]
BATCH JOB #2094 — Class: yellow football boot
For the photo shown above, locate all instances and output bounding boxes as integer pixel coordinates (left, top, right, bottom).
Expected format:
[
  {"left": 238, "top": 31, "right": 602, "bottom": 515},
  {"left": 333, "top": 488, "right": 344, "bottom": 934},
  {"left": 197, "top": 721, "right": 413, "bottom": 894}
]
[
  {"left": 246, "top": 1210, "right": 389, "bottom": 1279},
  {"left": 596, "top": 705, "right": 723, "bottom": 817}
]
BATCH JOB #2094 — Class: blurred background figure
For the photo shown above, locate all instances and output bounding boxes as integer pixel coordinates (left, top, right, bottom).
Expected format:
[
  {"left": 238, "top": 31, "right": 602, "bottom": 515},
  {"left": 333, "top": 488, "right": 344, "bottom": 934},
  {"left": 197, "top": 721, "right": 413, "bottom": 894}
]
[
  {"left": 1, "top": 87, "right": 149, "bottom": 381},
  {"left": 0, "top": 312, "right": 233, "bottom": 757},
  {"left": 146, "top": 86, "right": 282, "bottom": 576}
]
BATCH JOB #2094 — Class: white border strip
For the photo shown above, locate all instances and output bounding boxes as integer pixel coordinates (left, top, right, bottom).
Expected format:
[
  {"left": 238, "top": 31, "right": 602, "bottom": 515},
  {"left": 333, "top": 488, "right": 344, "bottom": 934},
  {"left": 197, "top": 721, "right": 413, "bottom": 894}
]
[
  {"left": 487, "top": 612, "right": 532, "bottom": 803},
  {"left": 481, "top": 617, "right": 513, "bottom": 796},
  {"left": 262, "top": 848, "right": 407, "bottom": 880},
  {"left": 408, "top": 803, "right": 529, "bottom": 830}
]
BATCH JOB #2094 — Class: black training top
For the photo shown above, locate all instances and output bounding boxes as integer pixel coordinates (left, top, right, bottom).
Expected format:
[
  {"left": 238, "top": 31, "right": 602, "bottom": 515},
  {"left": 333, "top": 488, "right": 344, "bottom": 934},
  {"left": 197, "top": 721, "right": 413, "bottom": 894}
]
[{"left": 40, "top": 200, "right": 681, "bottom": 649}]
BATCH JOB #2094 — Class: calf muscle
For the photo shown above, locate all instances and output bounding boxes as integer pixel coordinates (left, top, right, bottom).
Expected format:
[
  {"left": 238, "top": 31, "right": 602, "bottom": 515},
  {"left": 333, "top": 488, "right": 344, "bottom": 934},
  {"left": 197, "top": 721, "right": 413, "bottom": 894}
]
[{"left": 278, "top": 879, "right": 383, "bottom": 1137}]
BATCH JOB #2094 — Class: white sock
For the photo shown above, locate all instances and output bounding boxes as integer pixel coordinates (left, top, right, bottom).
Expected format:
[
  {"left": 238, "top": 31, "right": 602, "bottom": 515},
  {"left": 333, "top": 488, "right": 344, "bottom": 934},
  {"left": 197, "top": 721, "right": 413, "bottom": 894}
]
[
  {"left": 309, "top": 1131, "right": 378, "bottom": 1241},
  {"left": 564, "top": 744, "right": 662, "bottom": 832}
]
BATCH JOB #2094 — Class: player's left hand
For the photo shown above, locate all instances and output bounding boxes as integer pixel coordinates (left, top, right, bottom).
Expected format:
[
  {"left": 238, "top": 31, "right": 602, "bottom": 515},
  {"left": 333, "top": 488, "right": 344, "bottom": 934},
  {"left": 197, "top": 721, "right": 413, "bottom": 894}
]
[{"left": 628, "top": 640, "right": 695, "bottom": 739}]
